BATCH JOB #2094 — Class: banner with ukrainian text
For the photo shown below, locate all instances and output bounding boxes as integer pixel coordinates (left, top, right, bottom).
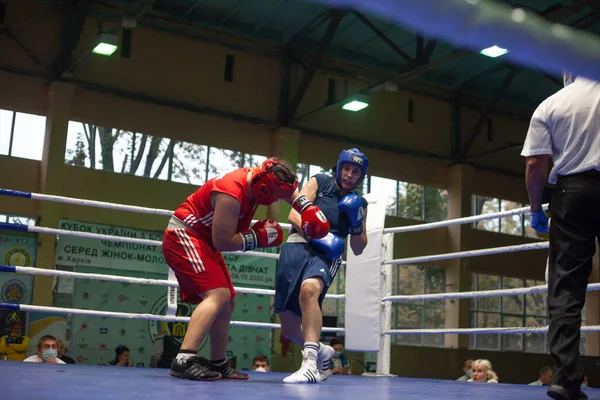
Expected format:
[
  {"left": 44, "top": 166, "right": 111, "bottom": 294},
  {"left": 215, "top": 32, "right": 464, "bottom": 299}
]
[
  {"left": 55, "top": 219, "right": 168, "bottom": 275},
  {"left": 55, "top": 219, "right": 278, "bottom": 287}
]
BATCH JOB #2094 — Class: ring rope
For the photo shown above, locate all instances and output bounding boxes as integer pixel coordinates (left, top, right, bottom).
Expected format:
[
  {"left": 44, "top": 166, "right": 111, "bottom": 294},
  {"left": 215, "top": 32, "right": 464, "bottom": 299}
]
[
  {"left": 309, "top": 0, "right": 600, "bottom": 83},
  {"left": 0, "top": 222, "right": 280, "bottom": 260},
  {"left": 0, "top": 302, "right": 345, "bottom": 333},
  {"left": 384, "top": 241, "right": 549, "bottom": 265},
  {"left": 0, "top": 188, "right": 292, "bottom": 230},
  {"left": 383, "top": 204, "right": 548, "bottom": 234},
  {"left": 384, "top": 325, "right": 600, "bottom": 335},
  {"left": 0, "top": 264, "right": 345, "bottom": 300},
  {"left": 11, "top": 263, "right": 600, "bottom": 303}
]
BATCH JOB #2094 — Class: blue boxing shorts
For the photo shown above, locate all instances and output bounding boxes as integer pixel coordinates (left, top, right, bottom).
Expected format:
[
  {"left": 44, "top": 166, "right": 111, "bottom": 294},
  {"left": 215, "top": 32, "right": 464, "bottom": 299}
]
[{"left": 274, "top": 233, "right": 343, "bottom": 317}]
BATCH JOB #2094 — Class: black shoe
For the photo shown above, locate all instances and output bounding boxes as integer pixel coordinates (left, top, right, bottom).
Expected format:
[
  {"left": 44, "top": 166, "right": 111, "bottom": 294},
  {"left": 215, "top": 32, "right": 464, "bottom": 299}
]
[
  {"left": 208, "top": 362, "right": 249, "bottom": 380},
  {"left": 169, "top": 356, "right": 222, "bottom": 381},
  {"left": 547, "top": 385, "right": 587, "bottom": 400}
]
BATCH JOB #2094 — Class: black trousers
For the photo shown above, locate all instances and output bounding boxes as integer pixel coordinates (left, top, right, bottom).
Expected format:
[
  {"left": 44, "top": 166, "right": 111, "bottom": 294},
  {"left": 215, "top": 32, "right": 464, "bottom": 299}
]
[{"left": 548, "top": 171, "right": 600, "bottom": 389}]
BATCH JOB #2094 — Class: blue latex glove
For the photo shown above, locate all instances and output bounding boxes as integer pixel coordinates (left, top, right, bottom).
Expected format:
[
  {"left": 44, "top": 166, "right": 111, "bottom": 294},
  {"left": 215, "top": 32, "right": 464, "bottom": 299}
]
[{"left": 530, "top": 210, "right": 549, "bottom": 235}]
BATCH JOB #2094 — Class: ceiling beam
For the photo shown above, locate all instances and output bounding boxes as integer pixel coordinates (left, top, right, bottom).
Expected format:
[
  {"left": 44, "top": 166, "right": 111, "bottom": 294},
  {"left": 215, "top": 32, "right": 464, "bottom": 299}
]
[
  {"left": 352, "top": 11, "right": 414, "bottom": 65},
  {"left": 49, "top": 0, "right": 92, "bottom": 81},
  {"left": 287, "top": 10, "right": 330, "bottom": 47},
  {"left": 278, "top": 10, "right": 346, "bottom": 126}
]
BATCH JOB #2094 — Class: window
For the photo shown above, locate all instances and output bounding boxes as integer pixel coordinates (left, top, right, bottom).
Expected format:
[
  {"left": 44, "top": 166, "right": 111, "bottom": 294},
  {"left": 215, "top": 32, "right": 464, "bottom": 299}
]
[
  {"left": 64, "top": 121, "right": 267, "bottom": 186},
  {"left": 0, "top": 109, "right": 46, "bottom": 160},
  {"left": 393, "top": 265, "right": 446, "bottom": 347},
  {"left": 473, "top": 195, "right": 540, "bottom": 239},
  {"left": 468, "top": 273, "right": 585, "bottom": 354},
  {"left": 0, "top": 214, "right": 36, "bottom": 225}
]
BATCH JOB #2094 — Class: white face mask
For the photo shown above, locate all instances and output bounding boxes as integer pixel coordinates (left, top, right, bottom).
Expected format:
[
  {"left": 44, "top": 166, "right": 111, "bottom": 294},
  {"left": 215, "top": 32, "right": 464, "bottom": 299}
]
[
  {"left": 563, "top": 71, "right": 577, "bottom": 87},
  {"left": 254, "top": 367, "right": 267, "bottom": 373}
]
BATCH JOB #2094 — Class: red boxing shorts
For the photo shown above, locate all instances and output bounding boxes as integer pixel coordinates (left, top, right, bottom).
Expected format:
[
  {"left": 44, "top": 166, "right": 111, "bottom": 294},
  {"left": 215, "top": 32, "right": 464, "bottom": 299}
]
[{"left": 162, "top": 228, "right": 235, "bottom": 304}]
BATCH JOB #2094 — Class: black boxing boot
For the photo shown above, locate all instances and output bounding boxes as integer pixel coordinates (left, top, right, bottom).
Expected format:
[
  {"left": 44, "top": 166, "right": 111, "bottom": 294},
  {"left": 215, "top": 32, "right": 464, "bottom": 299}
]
[
  {"left": 208, "top": 359, "right": 249, "bottom": 380},
  {"left": 169, "top": 353, "right": 221, "bottom": 381}
]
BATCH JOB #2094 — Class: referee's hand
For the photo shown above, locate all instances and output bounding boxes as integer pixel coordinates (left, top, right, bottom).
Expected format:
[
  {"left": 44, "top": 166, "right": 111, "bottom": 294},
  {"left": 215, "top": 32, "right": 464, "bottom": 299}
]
[{"left": 531, "top": 210, "right": 549, "bottom": 235}]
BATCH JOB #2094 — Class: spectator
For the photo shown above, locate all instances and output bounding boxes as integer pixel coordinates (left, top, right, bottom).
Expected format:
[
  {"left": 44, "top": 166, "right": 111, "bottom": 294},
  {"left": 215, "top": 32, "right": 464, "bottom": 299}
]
[
  {"left": 23, "top": 335, "right": 65, "bottom": 364},
  {"left": 106, "top": 345, "right": 134, "bottom": 367},
  {"left": 529, "top": 366, "right": 553, "bottom": 386},
  {"left": 328, "top": 337, "right": 350, "bottom": 375},
  {"left": 57, "top": 340, "right": 76, "bottom": 364},
  {"left": 457, "top": 359, "right": 473, "bottom": 381},
  {"left": 582, "top": 375, "right": 590, "bottom": 389},
  {"left": 468, "top": 359, "right": 498, "bottom": 384},
  {"left": 252, "top": 354, "right": 270, "bottom": 372},
  {"left": 0, "top": 321, "right": 29, "bottom": 361}
]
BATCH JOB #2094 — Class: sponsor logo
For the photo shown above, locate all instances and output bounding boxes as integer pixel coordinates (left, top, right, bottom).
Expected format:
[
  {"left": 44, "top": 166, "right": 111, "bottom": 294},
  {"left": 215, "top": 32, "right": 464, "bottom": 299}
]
[
  {"left": 4, "top": 247, "right": 32, "bottom": 266},
  {"left": 1, "top": 279, "right": 27, "bottom": 304},
  {"left": 351, "top": 155, "right": 364, "bottom": 165},
  {"left": 266, "top": 228, "right": 279, "bottom": 244}
]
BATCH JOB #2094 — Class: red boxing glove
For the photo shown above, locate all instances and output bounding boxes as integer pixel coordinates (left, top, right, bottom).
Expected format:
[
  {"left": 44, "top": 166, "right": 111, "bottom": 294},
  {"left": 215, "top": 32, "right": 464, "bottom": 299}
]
[
  {"left": 240, "top": 219, "right": 283, "bottom": 251},
  {"left": 292, "top": 195, "right": 330, "bottom": 240}
]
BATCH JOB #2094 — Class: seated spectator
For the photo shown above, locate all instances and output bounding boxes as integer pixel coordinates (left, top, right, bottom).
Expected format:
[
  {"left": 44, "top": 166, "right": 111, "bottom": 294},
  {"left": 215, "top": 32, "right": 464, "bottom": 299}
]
[
  {"left": 468, "top": 359, "right": 498, "bottom": 383},
  {"left": 0, "top": 321, "right": 29, "bottom": 361},
  {"left": 457, "top": 359, "right": 473, "bottom": 381},
  {"left": 252, "top": 354, "right": 270, "bottom": 372},
  {"left": 529, "top": 366, "right": 552, "bottom": 386},
  {"left": 106, "top": 345, "right": 134, "bottom": 367},
  {"left": 328, "top": 337, "right": 350, "bottom": 375},
  {"left": 582, "top": 375, "right": 590, "bottom": 389},
  {"left": 23, "top": 335, "right": 65, "bottom": 364},
  {"left": 57, "top": 340, "right": 76, "bottom": 364}
]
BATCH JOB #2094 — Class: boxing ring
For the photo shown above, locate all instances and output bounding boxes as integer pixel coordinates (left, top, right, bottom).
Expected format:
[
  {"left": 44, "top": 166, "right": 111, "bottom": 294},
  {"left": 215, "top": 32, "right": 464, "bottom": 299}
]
[
  {"left": 1, "top": 0, "right": 600, "bottom": 398},
  {"left": 0, "top": 190, "right": 590, "bottom": 399}
]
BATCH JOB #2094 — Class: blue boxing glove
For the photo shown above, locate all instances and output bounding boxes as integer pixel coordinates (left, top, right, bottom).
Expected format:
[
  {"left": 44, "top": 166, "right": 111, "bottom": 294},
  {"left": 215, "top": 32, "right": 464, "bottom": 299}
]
[
  {"left": 339, "top": 194, "right": 365, "bottom": 236},
  {"left": 530, "top": 210, "right": 549, "bottom": 235},
  {"left": 311, "top": 233, "right": 345, "bottom": 260}
]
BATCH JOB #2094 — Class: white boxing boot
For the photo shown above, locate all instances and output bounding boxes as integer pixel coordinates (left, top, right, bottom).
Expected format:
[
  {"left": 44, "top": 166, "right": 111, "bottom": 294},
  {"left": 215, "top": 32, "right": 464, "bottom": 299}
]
[
  {"left": 317, "top": 344, "right": 334, "bottom": 382},
  {"left": 282, "top": 350, "right": 321, "bottom": 384}
]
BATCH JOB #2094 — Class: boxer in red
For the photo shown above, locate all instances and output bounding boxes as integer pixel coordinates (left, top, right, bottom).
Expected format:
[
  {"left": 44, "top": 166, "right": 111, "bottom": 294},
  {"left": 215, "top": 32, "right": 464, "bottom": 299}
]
[{"left": 162, "top": 158, "right": 330, "bottom": 382}]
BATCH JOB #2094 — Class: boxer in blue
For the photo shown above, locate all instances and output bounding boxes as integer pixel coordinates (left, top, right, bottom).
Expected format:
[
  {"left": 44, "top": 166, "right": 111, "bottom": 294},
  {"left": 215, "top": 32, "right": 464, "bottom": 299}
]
[{"left": 274, "top": 148, "right": 369, "bottom": 384}]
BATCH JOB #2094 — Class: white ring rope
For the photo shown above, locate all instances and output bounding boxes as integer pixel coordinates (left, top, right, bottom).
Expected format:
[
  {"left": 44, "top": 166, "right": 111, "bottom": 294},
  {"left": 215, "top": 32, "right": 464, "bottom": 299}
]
[
  {"left": 0, "top": 303, "right": 345, "bottom": 333},
  {"left": 382, "top": 283, "right": 600, "bottom": 302},
  {"left": 0, "top": 188, "right": 292, "bottom": 230},
  {"left": 308, "top": 0, "right": 600, "bottom": 83},
  {"left": 384, "top": 325, "right": 600, "bottom": 335},
  {"left": 0, "top": 265, "right": 344, "bottom": 299},
  {"left": 384, "top": 241, "right": 549, "bottom": 265},
  {"left": 11, "top": 224, "right": 281, "bottom": 260},
  {"left": 383, "top": 204, "right": 548, "bottom": 234}
]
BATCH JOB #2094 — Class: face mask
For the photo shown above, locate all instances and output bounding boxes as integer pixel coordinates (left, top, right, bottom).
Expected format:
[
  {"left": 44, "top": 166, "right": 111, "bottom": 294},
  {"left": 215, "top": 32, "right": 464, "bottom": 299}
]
[
  {"left": 42, "top": 349, "right": 57, "bottom": 360},
  {"left": 334, "top": 351, "right": 342, "bottom": 357},
  {"left": 466, "top": 370, "right": 472, "bottom": 379},
  {"left": 254, "top": 367, "right": 267, "bottom": 373}
]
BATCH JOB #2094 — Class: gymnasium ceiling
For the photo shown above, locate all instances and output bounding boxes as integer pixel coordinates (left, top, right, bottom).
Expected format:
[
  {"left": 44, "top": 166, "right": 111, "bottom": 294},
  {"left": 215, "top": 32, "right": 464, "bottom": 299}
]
[
  {"left": 39, "top": 0, "right": 599, "bottom": 110},
  {"left": 8, "top": 0, "right": 600, "bottom": 170}
]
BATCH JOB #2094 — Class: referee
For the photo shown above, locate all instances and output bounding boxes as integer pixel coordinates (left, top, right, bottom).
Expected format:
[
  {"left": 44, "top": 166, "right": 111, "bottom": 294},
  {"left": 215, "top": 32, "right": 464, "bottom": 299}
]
[{"left": 521, "top": 71, "right": 600, "bottom": 400}]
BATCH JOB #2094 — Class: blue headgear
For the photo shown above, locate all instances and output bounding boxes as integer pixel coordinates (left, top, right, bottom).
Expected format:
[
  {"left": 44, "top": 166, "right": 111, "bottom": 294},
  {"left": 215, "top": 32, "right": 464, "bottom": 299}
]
[{"left": 335, "top": 148, "right": 369, "bottom": 189}]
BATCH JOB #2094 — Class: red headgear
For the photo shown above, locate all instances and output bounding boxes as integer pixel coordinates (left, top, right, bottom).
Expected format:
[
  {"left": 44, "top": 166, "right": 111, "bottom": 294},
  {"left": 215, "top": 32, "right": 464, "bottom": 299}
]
[{"left": 251, "top": 158, "right": 298, "bottom": 205}]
